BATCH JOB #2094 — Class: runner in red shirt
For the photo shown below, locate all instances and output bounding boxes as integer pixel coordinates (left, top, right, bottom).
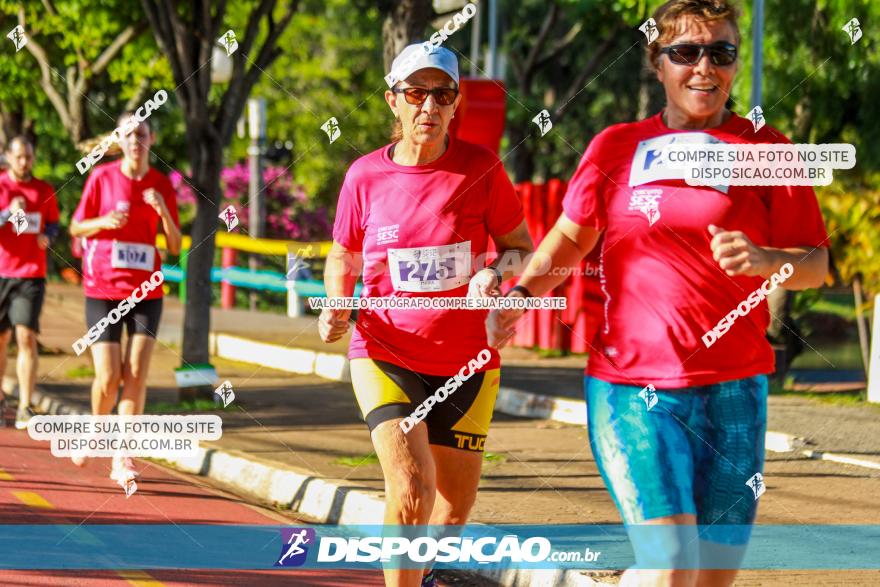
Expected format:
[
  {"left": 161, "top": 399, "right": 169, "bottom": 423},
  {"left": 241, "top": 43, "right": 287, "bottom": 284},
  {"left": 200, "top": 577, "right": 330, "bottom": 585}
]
[
  {"left": 70, "top": 112, "right": 181, "bottom": 488},
  {"left": 488, "top": 1, "right": 829, "bottom": 584},
  {"left": 320, "top": 45, "right": 533, "bottom": 587},
  {"left": 0, "top": 136, "right": 60, "bottom": 428}
]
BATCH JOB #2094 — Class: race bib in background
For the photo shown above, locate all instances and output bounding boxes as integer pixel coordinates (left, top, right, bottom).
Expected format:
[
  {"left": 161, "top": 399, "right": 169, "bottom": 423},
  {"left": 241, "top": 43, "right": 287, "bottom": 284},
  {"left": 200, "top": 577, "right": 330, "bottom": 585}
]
[
  {"left": 20, "top": 211, "right": 41, "bottom": 234},
  {"left": 111, "top": 240, "right": 155, "bottom": 271}
]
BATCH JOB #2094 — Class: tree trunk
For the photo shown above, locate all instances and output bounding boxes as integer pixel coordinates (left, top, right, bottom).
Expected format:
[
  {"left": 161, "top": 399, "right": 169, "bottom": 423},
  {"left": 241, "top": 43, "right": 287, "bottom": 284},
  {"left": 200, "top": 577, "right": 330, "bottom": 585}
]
[
  {"left": 0, "top": 103, "right": 35, "bottom": 147},
  {"left": 179, "top": 125, "right": 223, "bottom": 401},
  {"left": 381, "top": 0, "right": 434, "bottom": 69},
  {"left": 509, "top": 122, "right": 535, "bottom": 183}
]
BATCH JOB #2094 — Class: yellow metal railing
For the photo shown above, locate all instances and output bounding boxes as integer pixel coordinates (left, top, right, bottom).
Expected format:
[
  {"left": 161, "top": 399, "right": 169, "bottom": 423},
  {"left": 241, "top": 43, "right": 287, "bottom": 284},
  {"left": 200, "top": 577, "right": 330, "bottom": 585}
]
[{"left": 155, "top": 232, "right": 331, "bottom": 257}]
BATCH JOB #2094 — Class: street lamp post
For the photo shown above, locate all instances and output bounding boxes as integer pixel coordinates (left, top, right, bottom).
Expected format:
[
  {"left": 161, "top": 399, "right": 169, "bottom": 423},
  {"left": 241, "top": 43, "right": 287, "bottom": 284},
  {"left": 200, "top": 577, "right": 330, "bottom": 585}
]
[{"left": 247, "top": 98, "right": 267, "bottom": 311}]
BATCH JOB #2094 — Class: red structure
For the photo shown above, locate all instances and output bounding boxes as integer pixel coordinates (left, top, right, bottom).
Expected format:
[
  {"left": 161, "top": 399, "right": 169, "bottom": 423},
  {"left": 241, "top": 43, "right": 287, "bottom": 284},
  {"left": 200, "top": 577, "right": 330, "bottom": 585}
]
[
  {"left": 509, "top": 180, "right": 600, "bottom": 355},
  {"left": 449, "top": 79, "right": 507, "bottom": 154},
  {"left": 221, "top": 247, "right": 237, "bottom": 308}
]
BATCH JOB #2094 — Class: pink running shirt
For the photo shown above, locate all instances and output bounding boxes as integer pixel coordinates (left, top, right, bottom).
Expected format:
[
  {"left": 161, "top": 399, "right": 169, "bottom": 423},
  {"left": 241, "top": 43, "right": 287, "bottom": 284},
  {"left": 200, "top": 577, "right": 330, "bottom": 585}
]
[
  {"left": 562, "top": 111, "right": 828, "bottom": 387},
  {"left": 333, "top": 136, "right": 524, "bottom": 376},
  {"left": 73, "top": 161, "right": 179, "bottom": 300}
]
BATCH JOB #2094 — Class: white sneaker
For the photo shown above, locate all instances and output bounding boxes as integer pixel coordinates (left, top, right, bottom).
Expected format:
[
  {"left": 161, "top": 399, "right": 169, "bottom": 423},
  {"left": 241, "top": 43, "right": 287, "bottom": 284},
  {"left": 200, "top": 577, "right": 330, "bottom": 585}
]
[
  {"left": 111, "top": 457, "right": 139, "bottom": 497},
  {"left": 15, "top": 407, "right": 35, "bottom": 430},
  {"left": 110, "top": 457, "right": 139, "bottom": 483},
  {"left": 120, "top": 476, "right": 138, "bottom": 498}
]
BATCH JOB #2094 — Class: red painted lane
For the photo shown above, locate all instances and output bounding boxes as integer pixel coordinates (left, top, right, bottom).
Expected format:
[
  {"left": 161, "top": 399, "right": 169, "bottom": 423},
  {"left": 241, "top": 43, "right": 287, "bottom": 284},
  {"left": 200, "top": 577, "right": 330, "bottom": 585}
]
[
  {"left": 0, "top": 427, "right": 277, "bottom": 523},
  {"left": 0, "top": 428, "right": 384, "bottom": 586}
]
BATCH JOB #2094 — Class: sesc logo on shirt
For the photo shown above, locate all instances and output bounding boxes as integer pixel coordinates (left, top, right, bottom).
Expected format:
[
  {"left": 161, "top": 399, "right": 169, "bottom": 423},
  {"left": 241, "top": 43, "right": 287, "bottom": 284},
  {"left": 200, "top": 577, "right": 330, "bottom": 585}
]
[
  {"left": 628, "top": 188, "right": 663, "bottom": 226},
  {"left": 377, "top": 223, "right": 399, "bottom": 246}
]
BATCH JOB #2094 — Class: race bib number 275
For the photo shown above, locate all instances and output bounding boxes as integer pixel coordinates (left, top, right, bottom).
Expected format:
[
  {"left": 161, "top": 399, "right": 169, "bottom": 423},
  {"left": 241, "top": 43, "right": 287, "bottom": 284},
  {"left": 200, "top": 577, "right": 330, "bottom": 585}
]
[{"left": 387, "top": 241, "right": 471, "bottom": 292}]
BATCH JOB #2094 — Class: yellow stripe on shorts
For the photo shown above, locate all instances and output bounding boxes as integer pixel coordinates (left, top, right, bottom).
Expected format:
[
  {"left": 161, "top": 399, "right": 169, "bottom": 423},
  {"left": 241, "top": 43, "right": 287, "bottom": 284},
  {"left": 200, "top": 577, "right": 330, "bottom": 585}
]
[
  {"left": 451, "top": 368, "right": 500, "bottom": 436},
  {"left": 349, "top": 358, "right": 411, "bottom": 417}
]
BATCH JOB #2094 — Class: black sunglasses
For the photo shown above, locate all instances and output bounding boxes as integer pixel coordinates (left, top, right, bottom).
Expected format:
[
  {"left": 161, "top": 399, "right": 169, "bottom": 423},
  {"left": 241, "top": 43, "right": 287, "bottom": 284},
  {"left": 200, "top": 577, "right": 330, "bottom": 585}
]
[
  {"left": 392, "top": 86, "right": 459, "bottom": 106},
  {"left": 659, "top": 42, "right": 738, "bottom": 66}
]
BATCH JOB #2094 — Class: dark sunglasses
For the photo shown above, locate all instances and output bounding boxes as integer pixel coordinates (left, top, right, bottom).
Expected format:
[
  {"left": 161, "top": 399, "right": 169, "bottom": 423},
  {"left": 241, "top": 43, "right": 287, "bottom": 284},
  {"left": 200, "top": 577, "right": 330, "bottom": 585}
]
[
  {"left": 392, "top": 86, "right": 459, "bottom": 106},
  {"left": 659, "top": 42, "right": 738, "bottom": 66}
]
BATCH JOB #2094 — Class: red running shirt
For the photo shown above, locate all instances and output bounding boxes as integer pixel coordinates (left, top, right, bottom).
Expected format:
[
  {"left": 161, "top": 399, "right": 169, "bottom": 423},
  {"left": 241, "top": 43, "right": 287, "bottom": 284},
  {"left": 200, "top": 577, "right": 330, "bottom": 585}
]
[
  {"left": 72, "top": 161, "right": 179, "bottom": 300},
  {"left": 333, "top": 137, "right": 524, "bottom": 376},
  {"left": 0, "top": 173, "right": 59, "bottom": 278},
  {"left": 562, "top": 112, "right": 828, "bottom": 387}
]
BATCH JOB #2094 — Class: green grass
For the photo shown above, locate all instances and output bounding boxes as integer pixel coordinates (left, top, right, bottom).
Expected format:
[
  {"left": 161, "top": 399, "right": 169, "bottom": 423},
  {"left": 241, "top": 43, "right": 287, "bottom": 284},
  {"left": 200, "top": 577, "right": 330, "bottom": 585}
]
[
  {"left": 769, "top": 378, "right": 880, "bottom": 410},
  {"left": 335, "top": 453, "right": 380, "bottom": 467},
  {"left": 789, "top": 341, "right": 865, "bottom": 370},
  {"left": 768, "top": 379, "right": 788, "bottom": 396},
  {"left": 145, "top": 398, "right": 219, "bottom": 414},
  {"left": 65, "top": 365, "right": 95, "bottom": 379},
  {"left": 809, "top": 298, "right": 859, "bottom": 321},
  {"left": 775, "top": 390, "right": 873, "bottom": 408},
  {"left": 536, "top": 348, "right": 567, "bottom": 358},
  {"left": 334, "top": 451, "right": 508, "bottom": 467}
]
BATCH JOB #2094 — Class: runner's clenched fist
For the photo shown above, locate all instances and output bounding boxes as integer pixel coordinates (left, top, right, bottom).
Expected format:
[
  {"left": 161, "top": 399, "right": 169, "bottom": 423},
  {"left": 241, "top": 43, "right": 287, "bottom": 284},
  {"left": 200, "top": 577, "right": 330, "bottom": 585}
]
[
  {"left": 708, "top": 224, "right": 770, "bottom": 277},
  {"left": 318, "top": 308, "right": 351, "bottom": 343}
]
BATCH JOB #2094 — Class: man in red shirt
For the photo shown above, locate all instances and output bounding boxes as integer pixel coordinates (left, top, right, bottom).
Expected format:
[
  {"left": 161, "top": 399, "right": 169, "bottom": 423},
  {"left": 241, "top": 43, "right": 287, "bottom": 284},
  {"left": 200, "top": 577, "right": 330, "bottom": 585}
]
[{"left": 0, "top": 136, "right": 60, "bottom": 429}]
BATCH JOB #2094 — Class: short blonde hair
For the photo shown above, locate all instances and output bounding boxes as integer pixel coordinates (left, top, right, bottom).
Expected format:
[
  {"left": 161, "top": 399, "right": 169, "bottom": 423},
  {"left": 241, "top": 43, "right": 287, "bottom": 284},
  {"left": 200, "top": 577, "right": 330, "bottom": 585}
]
[
  {"left": 647, "top": 0, "right": 741, "bottom": 69},
  {"left": 391, "top": 119, "right": 403, "bottom": 143}
]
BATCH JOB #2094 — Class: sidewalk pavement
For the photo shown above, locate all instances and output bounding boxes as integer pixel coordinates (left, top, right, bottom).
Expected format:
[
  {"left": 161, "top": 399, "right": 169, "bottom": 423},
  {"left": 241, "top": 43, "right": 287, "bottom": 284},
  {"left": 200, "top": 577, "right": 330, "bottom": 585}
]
[{"left": 5, "top": 284, "right": 880, "bottom": 586}]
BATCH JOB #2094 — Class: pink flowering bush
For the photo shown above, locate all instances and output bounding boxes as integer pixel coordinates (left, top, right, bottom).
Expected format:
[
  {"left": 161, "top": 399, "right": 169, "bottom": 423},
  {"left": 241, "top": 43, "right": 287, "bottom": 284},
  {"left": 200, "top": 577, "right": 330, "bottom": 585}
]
[{"left": 170, "top": 164, "right": 332, "bottom": 241}]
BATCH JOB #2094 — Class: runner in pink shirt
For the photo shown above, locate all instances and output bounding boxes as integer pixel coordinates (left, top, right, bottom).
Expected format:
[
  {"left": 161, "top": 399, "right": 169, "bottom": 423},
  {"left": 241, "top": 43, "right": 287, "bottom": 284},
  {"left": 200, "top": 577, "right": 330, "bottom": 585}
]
[
  {"left": 70, "top": 112, "right": 181, "bottom": 489},
  {"left": 0, "top": 136, "right": 60, "bottom": 429},
  {"left": 488, "top": 1, "right": 828, "bottom": 584},
  {"left": 320, "top": 44, "right": 533, "bottom": 587}
]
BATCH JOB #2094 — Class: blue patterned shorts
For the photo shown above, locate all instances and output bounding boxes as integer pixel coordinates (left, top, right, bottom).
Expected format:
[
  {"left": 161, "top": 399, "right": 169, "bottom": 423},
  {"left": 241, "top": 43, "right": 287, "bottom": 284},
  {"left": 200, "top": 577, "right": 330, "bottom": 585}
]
[{"left": 586, "top": 375, "right": 768, "bottom": 546}]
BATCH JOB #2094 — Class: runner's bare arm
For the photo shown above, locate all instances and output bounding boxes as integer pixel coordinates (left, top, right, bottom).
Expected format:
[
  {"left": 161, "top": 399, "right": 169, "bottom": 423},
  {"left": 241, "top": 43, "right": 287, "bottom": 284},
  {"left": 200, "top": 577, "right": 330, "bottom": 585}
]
[
  {"left": 761, "top": 247, "right": 828, "bottom": 289},
  {"left": 69, "top": 213, "right": 127, "bottom": 238},
  {"left": 515, "top": 213, "right": 601, "bottom": 298},
  {"left": 325, "top": 241, "right": 363, "bottom": 298},
  {"left": 487, "top": 214, "right": 600, "bottom": 348},
  {"left": 318, "top": 241, "right": 364, "bottom": 343},
  {"left": 161, "top": 214, "right": 182, "bottom": 255},
  {"left": 489, "top": 220, "right": 534, "bottom": 283},
  {"left": 157, "top": 202, "right": 181, "bottom": 255},
  {"left": 708, "top": 224, "right": 829, "bottom": 289}
]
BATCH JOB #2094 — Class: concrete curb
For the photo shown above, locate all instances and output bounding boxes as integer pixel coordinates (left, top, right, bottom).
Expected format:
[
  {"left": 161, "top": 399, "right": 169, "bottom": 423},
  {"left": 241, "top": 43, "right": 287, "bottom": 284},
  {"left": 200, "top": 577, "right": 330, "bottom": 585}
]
[
  {"left": 494, "top": 385, "right": 587, "bottom": 425},
  {"left": 801, "top": 450, "right": 880, "bottom": 471},
  {"left": 210, "top": 333, "right": 350, "bottom": 382},
  {"left": 472, "top": 568, "right": 617, "bottom": 587},
  {"left": 4, "top": 378, "right": 614, "bottom": 587},
  {"left": 765, "top": 431, "right": 808, "bottom": 453},
  {"left": 2, "top": 376, "right": 91, "bottom": 416},
  {"left": 204, "top": 335, "right": 824, "bottom": 460},
  {"left": 160, "top": 446, "right": 387, "bottom": 525}
]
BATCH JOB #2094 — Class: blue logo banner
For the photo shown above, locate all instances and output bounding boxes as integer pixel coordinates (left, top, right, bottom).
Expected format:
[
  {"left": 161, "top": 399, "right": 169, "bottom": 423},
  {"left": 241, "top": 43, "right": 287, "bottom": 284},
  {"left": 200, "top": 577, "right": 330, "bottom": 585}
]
[{"left": 0, "top": 524, "right": 878, "bottom": 570}]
